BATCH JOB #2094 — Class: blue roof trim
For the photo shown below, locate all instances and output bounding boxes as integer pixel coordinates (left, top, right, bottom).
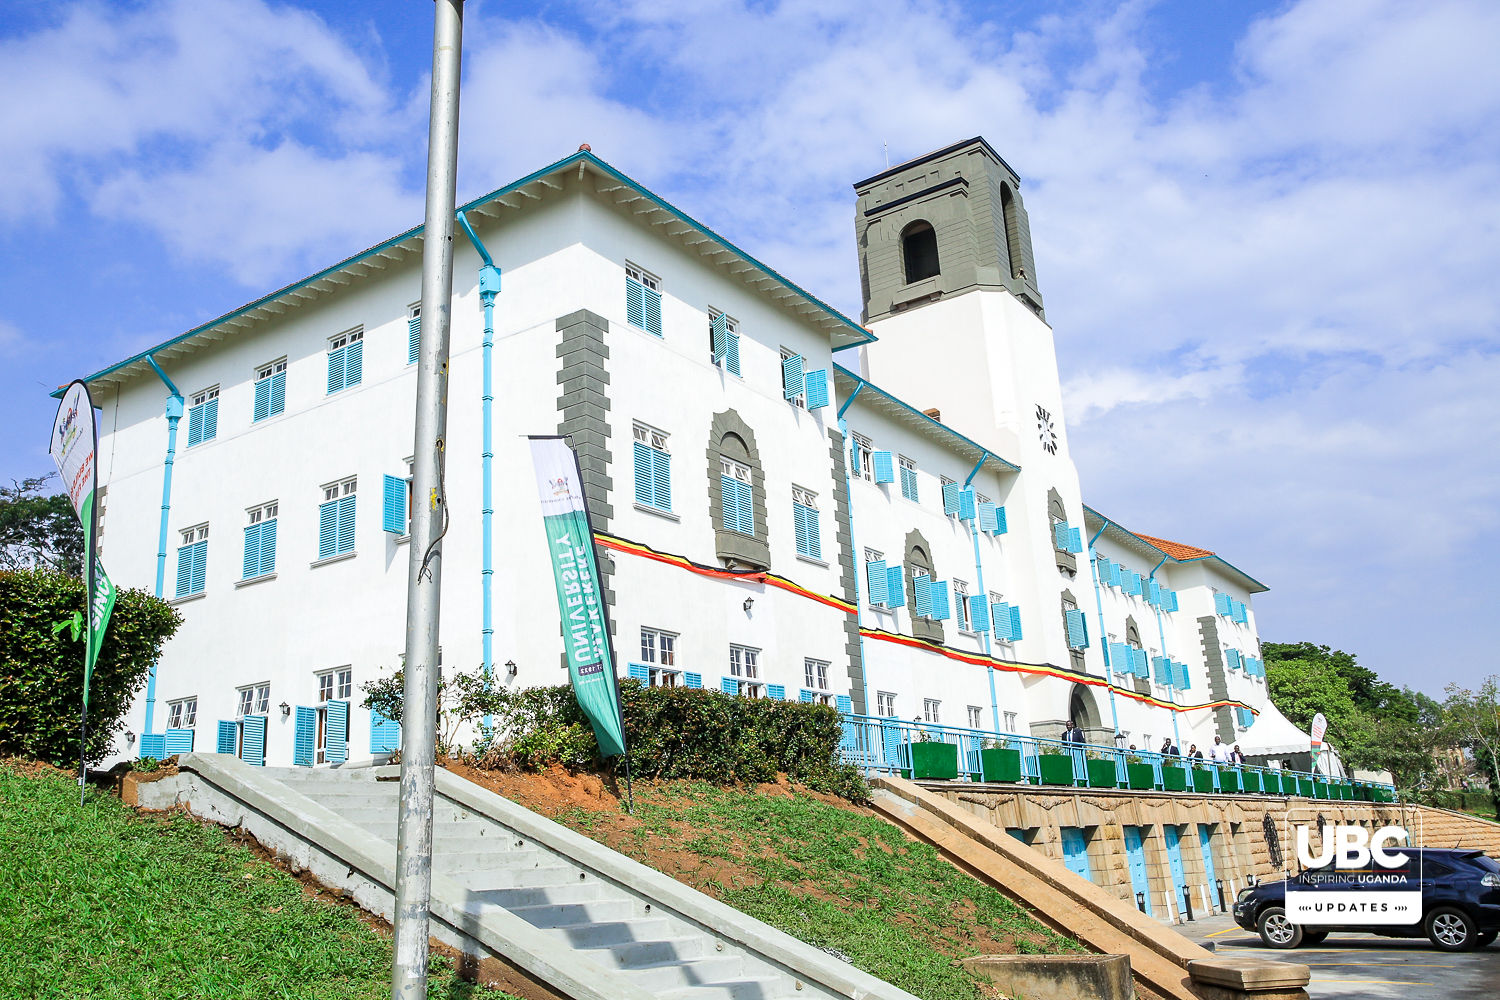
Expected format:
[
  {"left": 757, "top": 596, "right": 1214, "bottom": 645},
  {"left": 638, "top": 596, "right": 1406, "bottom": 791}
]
[
  {"left": 1082, "top": 503, "right": 1268, "bottom": 593},
  {"left": 54, "top": 150, "right": 872, "bottom": 398},
  {"left": 834, "top": 364, "right": 1020, "bottom": 473}
]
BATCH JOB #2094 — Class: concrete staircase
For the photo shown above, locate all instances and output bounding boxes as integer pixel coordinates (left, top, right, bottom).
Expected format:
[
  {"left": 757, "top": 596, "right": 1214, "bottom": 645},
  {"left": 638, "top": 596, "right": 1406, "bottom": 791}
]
[{"left": 137, "top": 755, "right": 918, "bottom": 1000}]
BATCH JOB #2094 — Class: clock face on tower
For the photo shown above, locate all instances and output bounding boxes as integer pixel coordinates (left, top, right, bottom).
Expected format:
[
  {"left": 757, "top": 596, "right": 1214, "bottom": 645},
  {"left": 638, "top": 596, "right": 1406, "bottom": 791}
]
[{"left": 1036, "top": 404, "right": 1058, "bottom": 455}]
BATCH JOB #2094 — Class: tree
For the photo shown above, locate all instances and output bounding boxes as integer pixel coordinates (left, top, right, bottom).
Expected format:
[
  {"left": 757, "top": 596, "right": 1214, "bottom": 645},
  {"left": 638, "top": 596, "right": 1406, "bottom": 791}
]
[
  {"left": 1444, "top": 676, "right": 1500, "bottom": 815},
  {"left": 0, "top": 475, "right": 84, "bottom": 576}
]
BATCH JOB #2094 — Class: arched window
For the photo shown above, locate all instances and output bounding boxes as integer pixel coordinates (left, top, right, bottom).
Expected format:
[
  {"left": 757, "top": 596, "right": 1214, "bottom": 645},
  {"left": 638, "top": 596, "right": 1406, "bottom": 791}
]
[
  {"left": 903, "top": 530, "right": 943, "bottom": 644},
  {"left": 901, "top": 221, "right": 940, "bottom": 284},
  {"left": 1000, "top": 184, "right": 1019, "bottom": 279},
  {"left": 708, "top": 411, "right": 769, "bottom": 570}
]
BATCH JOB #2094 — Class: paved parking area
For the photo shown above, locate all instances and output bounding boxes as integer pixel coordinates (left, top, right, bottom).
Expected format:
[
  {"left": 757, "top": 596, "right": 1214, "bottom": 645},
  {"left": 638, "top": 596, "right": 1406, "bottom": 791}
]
[{"left": 1178, "top": 913, "right": 1500, "bottom": 998}]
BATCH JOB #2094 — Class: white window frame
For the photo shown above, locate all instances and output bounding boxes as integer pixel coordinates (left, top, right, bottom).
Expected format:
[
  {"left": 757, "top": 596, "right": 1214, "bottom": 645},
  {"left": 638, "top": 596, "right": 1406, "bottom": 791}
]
[
  {"left": 180, "top": 523, "right": 208, "bottom": 546},
  {"left": 876, "top": 691, "right": 896, "bottom": 717},
  {"left": 633, "top": 422, "right": 672, "bottom": 513},
  {"left": 625, "top": 262, "right": 660, "bottom": 292},
  {"left": 708, "top": 308, "right": 739, "bottom": 372},
  {"left": 898, "top": 455, "right": 918, "bottom": 501},
  {"left": 641, "top": 627, "right": 677, "bottom": 668},
  {"left": 648, "top": 667, "right": 681, "bottom": 689},
  {"left": 852, "top": 433, "right": 874, "bottom": 482},
  {"left": 923, "top": 698, "right": 941, "bottom": 724},
  {"left": 1003, "top": 710, "right": 1018, "bottom": 733},
  {"left": 237, "top": 682, "right": 270, "bottom": 719},
  {"left": 955, "top": 579, "right": 972, "bottom": 632},
  {"left": 729, "top": 644, "right": 759, "bottom": 680},
  {"left": 190, "top": 386, "right": 218, "bottom": 409},
  {"left": 256, "top": 358, "right": 287, "bottom": 382},
  {"left": 967, "top": 705, "right": 983, "bottom": 729},
  {"left": 323, "top": 477, "right": 357, "bottom": 504},
  {"left": 329, "top": 327, "right": 363, "bottom": 352},
  {"left": 780, "top": 347, "right": 806, "bottom": 409},
  {"left": 167, "top": 697, "right": 197, "bottom": 729}
]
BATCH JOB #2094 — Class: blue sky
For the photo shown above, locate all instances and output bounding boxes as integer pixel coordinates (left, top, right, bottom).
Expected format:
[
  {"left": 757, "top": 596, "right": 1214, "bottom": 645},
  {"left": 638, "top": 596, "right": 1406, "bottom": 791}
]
[{"left": 3, "top": 0, "right": 1497, "bottom": 697}]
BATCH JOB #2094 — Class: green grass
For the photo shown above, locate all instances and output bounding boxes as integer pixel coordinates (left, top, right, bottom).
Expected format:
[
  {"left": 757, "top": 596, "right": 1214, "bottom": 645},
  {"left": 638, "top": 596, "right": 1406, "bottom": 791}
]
[
  {"left": 552, "top": 781, "right": 1082, "bottom": 1000},
  {"left": 0, "top": 763, "right": 515, "bottom": 999}
]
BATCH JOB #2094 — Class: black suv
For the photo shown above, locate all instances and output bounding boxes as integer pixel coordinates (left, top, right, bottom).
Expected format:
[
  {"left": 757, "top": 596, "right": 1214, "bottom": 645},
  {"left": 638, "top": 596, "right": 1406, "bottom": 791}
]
[{"left": 1233, "top": 848, "right": 1500, "bottom": 951}]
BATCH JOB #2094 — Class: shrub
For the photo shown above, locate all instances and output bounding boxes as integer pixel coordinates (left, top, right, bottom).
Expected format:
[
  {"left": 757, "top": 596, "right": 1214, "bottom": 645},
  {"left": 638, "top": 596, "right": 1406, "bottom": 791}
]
[{"left": 0, "top": 569, "right": 181, "bottom": 766}]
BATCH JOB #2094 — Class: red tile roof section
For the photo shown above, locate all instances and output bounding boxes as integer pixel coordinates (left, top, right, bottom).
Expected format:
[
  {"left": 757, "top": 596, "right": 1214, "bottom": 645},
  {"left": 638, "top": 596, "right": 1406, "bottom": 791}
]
[{"left": 1136, "top": 533, "right": 1215, "bottom": 560}]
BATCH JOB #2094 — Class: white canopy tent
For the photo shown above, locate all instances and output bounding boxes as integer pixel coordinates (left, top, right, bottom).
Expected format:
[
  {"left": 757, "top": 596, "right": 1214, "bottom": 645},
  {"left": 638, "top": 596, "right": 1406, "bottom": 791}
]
[{"left": 1237, "top": 701, "right": 1346, "bottom": 777}]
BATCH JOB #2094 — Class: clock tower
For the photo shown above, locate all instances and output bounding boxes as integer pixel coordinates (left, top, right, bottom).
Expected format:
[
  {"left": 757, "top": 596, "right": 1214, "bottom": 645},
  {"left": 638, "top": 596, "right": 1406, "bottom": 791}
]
[{"left": 853, "top": 137, "right": 1096, "bottom": 724}]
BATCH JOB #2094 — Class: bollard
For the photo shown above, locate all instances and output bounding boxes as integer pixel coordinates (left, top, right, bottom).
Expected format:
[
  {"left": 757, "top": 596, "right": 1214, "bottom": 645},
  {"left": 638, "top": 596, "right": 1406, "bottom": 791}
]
[
  {"left": 1181, "top": 885, "right": 1195, "bottom": 921},
  {"left": 1217, "top": 878, "right": 1227, "bottom": 912}
]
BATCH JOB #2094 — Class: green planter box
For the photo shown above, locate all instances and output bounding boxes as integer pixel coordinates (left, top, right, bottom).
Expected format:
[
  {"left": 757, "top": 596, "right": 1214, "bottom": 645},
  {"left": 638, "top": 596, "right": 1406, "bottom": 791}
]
[
  {"left": 1260, "top": 772, "right": 1280, "bottom": 795},
  {"left": 1162, "top": 766, "right": 1190, "bottom": 792},
  {"left": 1313, "top": 780, "right": 1329, "bottom": 799},
  {"left": 1240, "top": 771, "right": 1262, "bottom": 794},
  {"left": 1192, "top": 768, "right": 1216, "bottom": 793},
  {"left": 1038, "top": 753, "right": 1076, "bottom": 786},
  {"left": 1126, "top": 762, "right": 1158, "bottom": 790},
  {"left": 1085, "top": 758, "right": 1118, "bottom": 789},
  {"left": 1298, "top": 777, "right": 1316, "bottom": 798},
  {"left": 980, "top": 747, "right": 1023, "bottom": 783},
  {"left": 910, "top": 741, "right": 959, "bottom": 780},
  {"left": 1219, "top": 770, "right": 1241, "bottom": 794}
]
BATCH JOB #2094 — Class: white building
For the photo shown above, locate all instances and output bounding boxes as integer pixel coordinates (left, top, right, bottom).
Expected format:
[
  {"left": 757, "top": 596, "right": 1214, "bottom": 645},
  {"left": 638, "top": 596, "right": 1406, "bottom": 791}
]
[{"left": 75, "top": 137, "right": 1270, "bottom": 768}]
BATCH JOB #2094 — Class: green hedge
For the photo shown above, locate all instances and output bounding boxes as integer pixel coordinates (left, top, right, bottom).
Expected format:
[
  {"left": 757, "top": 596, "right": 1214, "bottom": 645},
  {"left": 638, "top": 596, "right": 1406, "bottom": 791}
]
[
  {"left": 1409, "top": 788, "right": 1499, "bottom": 814},
  {"left": 476, "top": 682, "right": 868, "bottom": 800},
  {"left": 0, "top": 570, "right": 180, "bottom": 766}
]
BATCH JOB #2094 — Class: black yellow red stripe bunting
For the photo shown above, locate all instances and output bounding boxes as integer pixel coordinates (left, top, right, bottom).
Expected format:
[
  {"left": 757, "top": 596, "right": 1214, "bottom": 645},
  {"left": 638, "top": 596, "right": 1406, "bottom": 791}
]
[{"left": 593, "top": 531, "right": 1257, "bottom": 718}]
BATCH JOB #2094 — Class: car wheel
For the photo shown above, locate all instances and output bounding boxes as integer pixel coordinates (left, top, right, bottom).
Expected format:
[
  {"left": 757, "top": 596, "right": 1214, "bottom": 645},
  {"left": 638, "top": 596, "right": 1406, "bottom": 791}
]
[
  {"left": 1257, "top": 906, "right": 1304, "bottom": 949},
  {"left": 1425, "top": 907, "right": 1477, "bottom": 952},
  {"left": 1301, "top": 930, "right": 1329, "bottom": 945},
  {"left": 1475, "top": 930, "right": 1497, "bottom": 948}
]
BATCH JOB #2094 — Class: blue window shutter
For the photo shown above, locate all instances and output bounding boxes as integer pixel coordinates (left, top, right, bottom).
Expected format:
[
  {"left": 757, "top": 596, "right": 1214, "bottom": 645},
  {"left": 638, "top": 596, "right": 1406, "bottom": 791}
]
[
  {"left": 260, "top": 520, "right": 277, "bottom": 577},
  {"left": 370, "top": 710, "right": 400, "bottom": 753},
  {"left": 721, "top": 677, "right": 739, "bottom": 695},
  {"left": 217, "top": 720, "right": 237, "bottom": 754},
  {"left": 978, "top": 502, "right": 998, "bottom": 533},
  {"left": 958, "top": 488, "right": 977, "bottom": 521},
  {"left": 653, "top": 449, "right": 671, "bottom": 511},
  {"left": 913, "top": 574, "right": 933, "bottom": 617},
  {"left": 886, "top": 565, "right": 905, "bottom": 608},
  {"left": 1134, "top": 648, "right": 1148, "bottom": 677},
  {"left": 685, "top": 672, "right": 702, "bottom": 689},
  {"left": 254, "top": 379, "right": 270, "bottom": 422},
  {"left": 241, "top": 715, "right": 266, "bottom": 767},
  {"left": 186, "top": 404, "right": 204, "bottom": 447},
  {"left": 327, "top": 346, "right": 345, "bottom": 394},
  {"left": 848, "top": 440, "right": 860, "bottom": 475},
  {"left": 865, "top": 560, "right": 888, "bottom": 605},
  {"left": 1164, "top": 589, "right": 1177, "bottom": 612},
  {"left": 968, "top": 595, "right": 990, "bottom": 632},
  {"left": 710, "top": 312, "right": 727, "bottom": 362},
  {"left": 202, "top": 397, "right": 218, "bottom": 441},
  {"left": 782, "top": 354, "right": 804, "bottom": 400},
  {"left": 139, "top": 733, "right": 166, "bottom": 759},
  {"left": 408, "top": 315, "right": 421, "bottom": 364},
  {"left": 1009, "top": 605, "right": 1024, "bottom": 641},
  {"left": 1153, "top": 655, "right": 1170, "bottom": 684},
  {"left": 992, "top": 603, "right": 1012, "bottom": 641},
  {"left": 383, "top": 474, "right": 407, "bottom": 534},
  {"left": 793, "top": 503, "right": 808, "bottom": 556},
  {"left": 633, "top": 441, "right": 653, "bottom": 506},
  {"left": 1233, "top": 600, "right": 1248, "bottom": 624},
  {"left": 942, "top": 481, "right": 960, "bottom": 514},
  {"left": 1108, "top": 561, "right": 1121, "bottom": 588},
  {"left": 1065, "top": 609, "right": 1089, "bottom": 649},
  {"left": 805, "top": 507, "right": 821, "bottom": 559},
  {"left": 293, "top": 707, "right": 316, "bottom": 766},
  {"left": 644, "top": 287, "right": 662, "bottom": 336},
  {"left": 1053, "top": 521, "right": 1069, "bottom": 550},
  {"left": 1069, "top": 526, "right": 1083, "bottom": 553},
  {"left": 345, "top": 338, "right": 363, "bottom": 387},
  {"left": 325, "top": 700, "right": 349, "bottom": 765},
  {"left": 626, "top": 277, "right": 646, "bottom": 329},
  {"left": 725, "top": 328, "right": 741, "bottom": 377},
  {"left": 164, "top": 728, "right": 194, "bottom": 755},
  {"left": 1148, "top": 580, "right": 1162, "bottom": 605},
  {"left": 628, "top": 663, "right": 649, "bottom": 681},
  {"left": 899, "top": 465, "right": 917, "bottom": 501},
  {"left": 270, "top": 371, "right": 285, "bottom": 416},
  {"left": 872, "top": 451, "right": 895, "bottom": 483},
  {"left": 318, "top": 500, "right": 338, "bottom": 559},
  {"left": 338, "top": 494, "right": 356, "bottom": 553},
  {"left": 190, "top": 541, "right": 207, "bottom": 596},
  {"left": 1215, "top": 593, "right": 1232, "bottom": 616},
  {"left": 993, "top": 505, "right": 1008, "bottom": 535},
  {"left": 804, "top": 369, "right": 829, "bottom": 409},
  {"left": 800, "top": 689, "right": 815, "bottom": 703},
  {"left": 931, "top": 581, "right": 951, "bottom": 620},
  {"left": 836, "top": 695, "right": 852, "bottom": 714},
  {"left": 767, "top": 684, "right": 786, "bottom": 700},
  {"left": 1177, "top": 660, "right": 1191, "bottom": 691},
  {"left": 242, "top": 524, "right": 260, "bottom": 579}
]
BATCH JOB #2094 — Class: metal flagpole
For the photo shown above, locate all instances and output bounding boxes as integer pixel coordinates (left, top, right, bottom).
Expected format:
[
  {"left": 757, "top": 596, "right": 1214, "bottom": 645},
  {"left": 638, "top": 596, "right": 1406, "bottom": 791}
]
[{"left": 392, "top": 1, "right": 464, "bottom": 997}]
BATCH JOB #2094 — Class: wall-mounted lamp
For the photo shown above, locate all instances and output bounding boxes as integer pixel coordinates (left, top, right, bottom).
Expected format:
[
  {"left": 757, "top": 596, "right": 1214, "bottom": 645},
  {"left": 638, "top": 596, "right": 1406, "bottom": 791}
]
[
  {"left": 125, "top": 730, "right": 136, "bottom": 745},
  {"left": 505, "top": 659, "right": 518, "bottom": 676},
  {"left": 279, "top": 701, "right": 291, "bottom": 719},
  {"left": 743, "top": 597, "right": 754, "bottom": 612}
]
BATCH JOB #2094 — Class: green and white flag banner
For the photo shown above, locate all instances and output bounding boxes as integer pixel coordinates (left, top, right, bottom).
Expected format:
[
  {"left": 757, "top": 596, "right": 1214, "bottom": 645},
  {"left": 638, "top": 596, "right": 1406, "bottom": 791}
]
[
  {"left": 49, "top": 381, "right": 117, "bottom": 717},
  {"left": 528, "top": 436, "right": 627, "bottom": 758}
]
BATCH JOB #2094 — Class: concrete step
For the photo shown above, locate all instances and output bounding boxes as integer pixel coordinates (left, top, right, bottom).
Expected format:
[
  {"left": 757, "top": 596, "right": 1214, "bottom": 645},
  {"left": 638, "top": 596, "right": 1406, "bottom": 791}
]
[
  {"left": 434, "top": 850, "right": 558, "bottom": 873},
  {"left": 657, "top": 976, "right": 791, "bottom": 1000},
  {"left": 544, "top": 916, "right": 677, "bottom": 950},
  {"left": 469, "top": 882, "right": 610, "bottom": 908},
  {"left": 453, "top": 864, "right": 586, "bottom": 889},
  {"left": 618, "top": 955, "right": 749, "bottom": 992},
  {"left": 506, "top": 899, "right": 637, "bottom": 928}
]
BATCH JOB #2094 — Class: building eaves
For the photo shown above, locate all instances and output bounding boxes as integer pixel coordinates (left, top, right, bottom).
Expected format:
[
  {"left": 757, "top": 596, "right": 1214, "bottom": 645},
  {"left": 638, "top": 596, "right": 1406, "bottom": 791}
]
[
  {"left": 55, "top": 150, "right": 873, "bottom": 399},
  {"left": 1083, "top": 504, "right": 1269, "bottom": 594},
  {"left": 834, "top": 364, "right": 1020, "bottom": 476},
  {"left": 852, "top": 136, "right": 1021, "bottom": 191}
]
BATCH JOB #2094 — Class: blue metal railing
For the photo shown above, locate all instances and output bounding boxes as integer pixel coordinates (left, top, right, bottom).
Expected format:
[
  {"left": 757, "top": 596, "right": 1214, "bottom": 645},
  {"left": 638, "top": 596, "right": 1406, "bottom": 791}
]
[{"left": 839, "top": 713, "right": 1398, "bottom": 799}]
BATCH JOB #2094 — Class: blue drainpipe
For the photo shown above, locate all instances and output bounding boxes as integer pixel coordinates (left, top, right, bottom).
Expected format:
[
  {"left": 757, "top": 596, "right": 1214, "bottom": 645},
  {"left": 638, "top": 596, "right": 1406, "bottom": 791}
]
[
  {"left": 143, "top": 355, "right": 183, "bottom": 737},
  {"left": 962, "top": 453, "right": 1001, "bottom": 734},
  {"left": 836, "top": 386, "right": 871, "bottom": 715},
  {"left": 1085, "top": 522, "right": 1121, "bottom": 735},
  {"left": 457, "top": 212, "right": 500, "bottom": 723},
  {"left": 1147, "top": 554, "right": 1182, "bottom": 751}
]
